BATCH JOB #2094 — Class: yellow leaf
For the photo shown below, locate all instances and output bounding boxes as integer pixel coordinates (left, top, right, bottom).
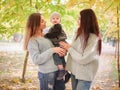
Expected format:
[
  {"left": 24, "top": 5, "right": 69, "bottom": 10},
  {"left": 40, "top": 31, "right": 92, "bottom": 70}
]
[
  {"left": 91, "top": 85, "right": 102, "bottom": 90},
  {"left": 114, "top": 0, "right": 120, "bottom": 4},
  {"left": 45, "top": 0, "right": 51, "bottom": 3},
  {"left": 112, "top": 86, "right": 120, "bottom": 90},
  {"left": 43, "top": 0, "right": 51, "bottom": 3},
  {"left": 113, "top": 0, "right": 120, "bottom": 7},
  {"left": 0, "top": 84, "right": 8, "bottom": 88},
  {"left": 66, "top": 0, "right": 85, "bottom": 8},
  {"left": 26, "top": 78, "right": 32, "bottom": 83},
  {"left": 11, "top": 78, "right": 20, "bottom": 84}
]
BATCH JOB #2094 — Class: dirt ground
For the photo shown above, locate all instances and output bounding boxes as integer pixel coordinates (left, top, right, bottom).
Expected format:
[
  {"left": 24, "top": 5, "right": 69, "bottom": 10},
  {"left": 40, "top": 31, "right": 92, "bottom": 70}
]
[{"left": 0, "top": 42, "right": 119, "bottom": 90}]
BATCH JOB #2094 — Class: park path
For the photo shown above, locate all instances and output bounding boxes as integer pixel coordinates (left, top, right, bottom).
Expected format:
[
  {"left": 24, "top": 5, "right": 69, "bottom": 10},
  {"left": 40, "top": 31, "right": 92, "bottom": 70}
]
[
  {"left": 91, "top": 43, "right": 118, "bottom": 90},
  {"left": 0, "top": 42, "right": 118, "bottom": 90}
]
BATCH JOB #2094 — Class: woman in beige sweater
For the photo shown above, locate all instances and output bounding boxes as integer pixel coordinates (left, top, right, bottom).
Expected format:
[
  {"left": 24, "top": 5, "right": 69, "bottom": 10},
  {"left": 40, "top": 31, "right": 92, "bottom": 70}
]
[
  {"left": 23, "top": 13, "right": 66, "bottom": 90},
  {"left": 60, "top": 9, "right": 102, "bottom": 90}
]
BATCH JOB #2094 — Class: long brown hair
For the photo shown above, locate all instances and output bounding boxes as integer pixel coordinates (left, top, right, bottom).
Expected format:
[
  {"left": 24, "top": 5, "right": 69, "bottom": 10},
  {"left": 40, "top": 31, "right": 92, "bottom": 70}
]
[
  {"left": 76, "top": 9, "right": 102, "bottom": 55},
  {"left": 23, "top": 13, "right": 41, "bottom": 50}
]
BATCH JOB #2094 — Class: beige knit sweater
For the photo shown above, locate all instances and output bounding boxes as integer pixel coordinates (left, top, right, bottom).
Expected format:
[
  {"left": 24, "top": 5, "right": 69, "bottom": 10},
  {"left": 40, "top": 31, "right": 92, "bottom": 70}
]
[{"left": 66, "top": 33, "right": 99, "bottom": 81}]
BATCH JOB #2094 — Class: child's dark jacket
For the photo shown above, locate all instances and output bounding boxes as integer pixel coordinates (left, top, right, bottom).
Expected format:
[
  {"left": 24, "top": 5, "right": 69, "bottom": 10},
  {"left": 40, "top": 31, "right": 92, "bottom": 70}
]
[{"left": 44, "top": 24, "right": 67, "bottom": 46}]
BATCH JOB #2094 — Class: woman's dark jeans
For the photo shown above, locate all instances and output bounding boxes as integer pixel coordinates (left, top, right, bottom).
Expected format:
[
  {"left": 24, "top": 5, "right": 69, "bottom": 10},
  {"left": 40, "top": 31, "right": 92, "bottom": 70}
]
[
  {"left": 38, "top": 71, "right": 65, "bottom": 90},
  {"left": 71, "top": 74, "right": 92, "bottom": 90},
  {"left": 38, "top": 71, "right": 56, "bottom": 90}
]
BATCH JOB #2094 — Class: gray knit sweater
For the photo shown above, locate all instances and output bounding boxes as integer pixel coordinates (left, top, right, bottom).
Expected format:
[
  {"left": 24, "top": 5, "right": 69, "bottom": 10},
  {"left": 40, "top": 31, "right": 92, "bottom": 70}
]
[
  {"left": 66, "top": 33, "right": 99, "bottom": 81},
  {"left": 28, "top": 37, "right": 58, "bottom": 73}
]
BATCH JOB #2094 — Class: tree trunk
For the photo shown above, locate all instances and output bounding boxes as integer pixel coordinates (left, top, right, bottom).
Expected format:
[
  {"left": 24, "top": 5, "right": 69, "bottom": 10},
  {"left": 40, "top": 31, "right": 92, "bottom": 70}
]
[
  {"left": 117, "top": 6, "right": 120, "bottom": 87},
  {"left": 21, "top": 51, "right": 29, "bottom": 83}
]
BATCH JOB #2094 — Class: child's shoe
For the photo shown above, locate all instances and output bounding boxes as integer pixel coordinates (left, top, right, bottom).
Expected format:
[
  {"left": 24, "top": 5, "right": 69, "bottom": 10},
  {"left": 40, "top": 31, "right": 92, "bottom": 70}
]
[{"left": 64, "top": 71, "right": 71, "bottom": 83}]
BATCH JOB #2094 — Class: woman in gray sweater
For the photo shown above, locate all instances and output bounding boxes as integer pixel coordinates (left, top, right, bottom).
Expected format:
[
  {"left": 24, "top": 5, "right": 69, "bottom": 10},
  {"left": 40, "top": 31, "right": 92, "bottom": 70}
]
[
  {"left": 60, "top": 9, "right": 102, "bottom": 90},
  {"left": 23, "top": 13, "right": 66, "bottom": 90}
]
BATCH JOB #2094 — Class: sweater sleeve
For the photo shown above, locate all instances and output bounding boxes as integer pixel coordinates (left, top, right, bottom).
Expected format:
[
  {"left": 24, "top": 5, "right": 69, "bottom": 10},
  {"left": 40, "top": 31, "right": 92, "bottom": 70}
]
[
  {"left": 68, "top": 37, "right": 99, "bottom": 65},
  {"left": 28, "top": 39, "right": 54, "bottom": 65}
]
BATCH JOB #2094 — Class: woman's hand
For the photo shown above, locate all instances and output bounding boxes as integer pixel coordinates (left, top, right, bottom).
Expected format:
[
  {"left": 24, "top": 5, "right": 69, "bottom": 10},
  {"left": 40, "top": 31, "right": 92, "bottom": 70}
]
[
  {"left": 59, "top": 41, "right": 71, "bottom": 50},
  {"left": 53, "top": 47, "right": 67, "bottom": 57}
]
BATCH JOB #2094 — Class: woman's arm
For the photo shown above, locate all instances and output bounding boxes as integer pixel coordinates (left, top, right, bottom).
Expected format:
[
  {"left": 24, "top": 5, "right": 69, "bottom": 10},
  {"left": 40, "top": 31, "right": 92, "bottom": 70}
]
[
  {"left": 60, "top": 37, "right": 99, "bottom": 65},
  {"left": 28, "top": 39, "right": 66, "bottom": 65},
  {"left": 28, "top": 39, "right": 54, "bottom": 65},
  {"left": 68, "top": 43, "right": 98, "bottom": 65}
]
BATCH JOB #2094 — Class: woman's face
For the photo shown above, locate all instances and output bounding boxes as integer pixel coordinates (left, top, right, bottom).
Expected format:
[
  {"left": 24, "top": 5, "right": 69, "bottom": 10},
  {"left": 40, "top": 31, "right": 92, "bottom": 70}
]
[{"left": 40, "top": 16, "right": 46, "bottom": 30}]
